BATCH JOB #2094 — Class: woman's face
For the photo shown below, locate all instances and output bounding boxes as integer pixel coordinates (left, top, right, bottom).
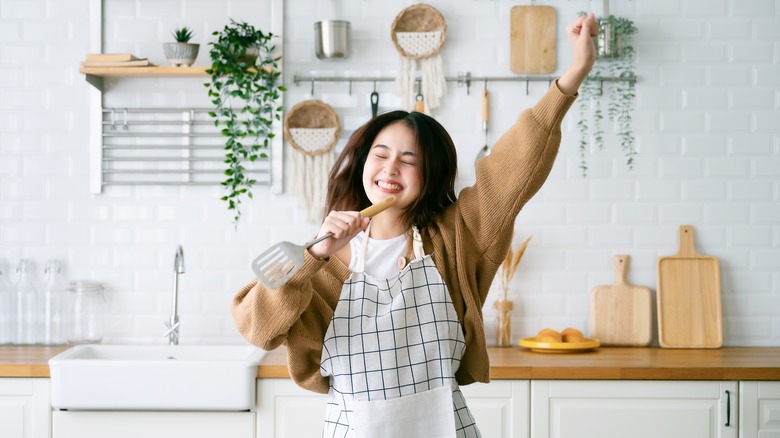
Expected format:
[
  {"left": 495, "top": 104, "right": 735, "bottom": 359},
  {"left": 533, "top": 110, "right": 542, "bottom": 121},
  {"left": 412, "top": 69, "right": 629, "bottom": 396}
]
[{"left": 362, "top": 122, "right": 421, "bottom": 211}]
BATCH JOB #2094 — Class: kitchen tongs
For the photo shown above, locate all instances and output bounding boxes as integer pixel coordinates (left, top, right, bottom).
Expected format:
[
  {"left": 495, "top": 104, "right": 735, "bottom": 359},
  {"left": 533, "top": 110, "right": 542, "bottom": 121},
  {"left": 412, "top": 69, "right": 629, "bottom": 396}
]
[{"left": 252, "top": 196, "right": 397, "bottom": 289}]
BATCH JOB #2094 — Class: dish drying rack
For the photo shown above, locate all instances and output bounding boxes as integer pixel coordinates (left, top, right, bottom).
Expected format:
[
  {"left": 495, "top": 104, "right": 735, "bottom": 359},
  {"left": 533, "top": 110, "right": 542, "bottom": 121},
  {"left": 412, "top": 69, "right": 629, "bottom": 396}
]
[{"left": 98, "top": 107, "right": 271, "bottom": 187}]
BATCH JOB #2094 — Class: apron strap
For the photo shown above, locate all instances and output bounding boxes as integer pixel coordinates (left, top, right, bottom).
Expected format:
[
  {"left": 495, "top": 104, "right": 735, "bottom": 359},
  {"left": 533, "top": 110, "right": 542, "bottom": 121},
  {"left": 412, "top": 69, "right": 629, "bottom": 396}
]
[
  {"left": 355, "top": 222, "right": 371, "bottom": 273},
  {"left": 412, "top": 226, "right": 425, "bottom": 260}
]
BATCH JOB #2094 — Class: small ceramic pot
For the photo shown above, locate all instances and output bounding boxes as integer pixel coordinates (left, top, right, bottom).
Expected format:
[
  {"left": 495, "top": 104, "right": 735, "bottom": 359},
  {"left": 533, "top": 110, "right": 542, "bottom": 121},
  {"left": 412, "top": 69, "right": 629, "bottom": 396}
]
[{"left": 163, "top": 42, "right": 200, "bottom": 67}]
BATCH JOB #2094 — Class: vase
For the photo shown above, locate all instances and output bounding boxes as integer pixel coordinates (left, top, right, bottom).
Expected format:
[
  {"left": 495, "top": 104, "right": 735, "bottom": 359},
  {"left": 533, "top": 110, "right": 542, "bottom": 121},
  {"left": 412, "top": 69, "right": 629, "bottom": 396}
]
[{"left": 493, "top": 300, "right": 514, "bottom": 347}]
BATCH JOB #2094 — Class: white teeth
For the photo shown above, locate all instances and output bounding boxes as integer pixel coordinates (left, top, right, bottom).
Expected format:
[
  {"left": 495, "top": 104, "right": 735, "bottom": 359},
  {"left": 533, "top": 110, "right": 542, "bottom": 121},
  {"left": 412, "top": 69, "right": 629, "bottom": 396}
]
[{"left": 377, "top": 181, "right": 401, "bottom": 191}]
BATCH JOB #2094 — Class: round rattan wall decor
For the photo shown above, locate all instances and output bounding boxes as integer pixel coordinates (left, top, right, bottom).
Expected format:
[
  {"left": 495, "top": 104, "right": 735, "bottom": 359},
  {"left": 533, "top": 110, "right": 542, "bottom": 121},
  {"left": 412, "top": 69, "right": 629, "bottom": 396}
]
[
  {"left": 284, "top": 100, "right": 341, "bottom": 223},
  {"left": 390, "top": 3, "right": 447, "bottom": 60},
  {"left": 284, "top": 100, "right": 341, "bottom": 157},
  {"left": 390, "top": 3, "right": 448, "bottom": 112}
]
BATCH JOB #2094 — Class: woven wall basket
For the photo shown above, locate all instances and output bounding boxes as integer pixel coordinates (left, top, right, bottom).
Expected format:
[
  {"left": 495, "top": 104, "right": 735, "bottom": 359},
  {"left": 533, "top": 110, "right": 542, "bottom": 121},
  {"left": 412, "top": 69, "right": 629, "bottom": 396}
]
[
  {"left": 283, "top": 100, "right": 341, "bottom": 157},
  {"left": 390, "top": 3, "right": 447, "bottom": 60}
]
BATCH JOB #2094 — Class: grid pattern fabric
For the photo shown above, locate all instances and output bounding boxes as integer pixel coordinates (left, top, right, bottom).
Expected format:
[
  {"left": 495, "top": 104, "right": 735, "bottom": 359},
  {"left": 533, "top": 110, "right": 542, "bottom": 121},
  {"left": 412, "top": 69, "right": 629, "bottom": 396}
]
[{"left": 320, "top": 251, "right": 479, "bottom": 437}]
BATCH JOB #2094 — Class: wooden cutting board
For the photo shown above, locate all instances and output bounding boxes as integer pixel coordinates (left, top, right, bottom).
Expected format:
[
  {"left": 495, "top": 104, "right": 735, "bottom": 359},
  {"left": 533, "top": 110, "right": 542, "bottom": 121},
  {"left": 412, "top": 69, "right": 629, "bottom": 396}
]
[
  {"left": 657, "top": 225, "right": 723, "bottom": 349},
  {"left": 589, "top": 255, "right": 653, "bottom": 346},
  {"left": 510, "top": 6, "right": 556, "bottom": 74}
]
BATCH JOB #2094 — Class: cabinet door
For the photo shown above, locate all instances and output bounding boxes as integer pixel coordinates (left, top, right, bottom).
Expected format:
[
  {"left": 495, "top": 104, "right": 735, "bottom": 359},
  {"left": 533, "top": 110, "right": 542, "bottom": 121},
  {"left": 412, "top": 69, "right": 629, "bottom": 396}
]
[
  {"left": 531, "top": 380, "right": 737, "bottom": 438},
  {"left": 0, "top": 378, "right": 51, "bottom": 438},
  {"left": 740, "top": 381, "right": 780, "bottom": 438},
  {"left": 462, "top": 380, "right": 530, "bottom": 438},
  {"left": 257, "top": 379, "right": 327, "bottom": 438},
  {"left": 52, "top": 411, "right": 254, "bottom": 438}
]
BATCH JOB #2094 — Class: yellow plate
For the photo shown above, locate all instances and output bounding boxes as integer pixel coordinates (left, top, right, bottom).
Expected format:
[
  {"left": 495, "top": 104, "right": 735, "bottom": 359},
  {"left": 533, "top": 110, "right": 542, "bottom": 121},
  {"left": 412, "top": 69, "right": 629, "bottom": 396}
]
[{"left": 518, "top": 337, "right": 600, "bottom": 353}]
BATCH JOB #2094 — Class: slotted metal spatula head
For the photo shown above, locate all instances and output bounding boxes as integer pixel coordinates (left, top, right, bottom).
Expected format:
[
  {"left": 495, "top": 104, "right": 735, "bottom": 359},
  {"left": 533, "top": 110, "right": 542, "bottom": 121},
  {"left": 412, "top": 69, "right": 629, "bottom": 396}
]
[
  {"left": 252, "top": 195, "right": 398, "bottom": 289},
  {"left": 252, "top": 241, "right": 308, "bottom": 289}
]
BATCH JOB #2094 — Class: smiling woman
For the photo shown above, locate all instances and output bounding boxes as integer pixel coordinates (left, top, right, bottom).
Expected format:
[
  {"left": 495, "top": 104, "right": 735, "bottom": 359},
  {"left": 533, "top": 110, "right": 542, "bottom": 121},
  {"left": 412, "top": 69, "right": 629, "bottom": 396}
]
[{"left": 232, "top": 13, "right": 598, "bottom": 437}]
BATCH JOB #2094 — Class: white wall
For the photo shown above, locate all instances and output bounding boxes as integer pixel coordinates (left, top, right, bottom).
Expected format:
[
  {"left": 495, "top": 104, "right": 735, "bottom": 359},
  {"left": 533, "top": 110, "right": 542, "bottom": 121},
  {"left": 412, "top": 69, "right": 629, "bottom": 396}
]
[{"left": 0, "top": 0, "right": 778, "bottom": 346}]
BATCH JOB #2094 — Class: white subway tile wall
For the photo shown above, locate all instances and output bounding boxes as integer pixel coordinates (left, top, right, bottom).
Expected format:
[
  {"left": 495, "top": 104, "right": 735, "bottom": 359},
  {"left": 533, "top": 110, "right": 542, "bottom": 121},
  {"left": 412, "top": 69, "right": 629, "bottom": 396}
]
[{"left": 0, "top": 0, "right": 778, "bottom": 346}]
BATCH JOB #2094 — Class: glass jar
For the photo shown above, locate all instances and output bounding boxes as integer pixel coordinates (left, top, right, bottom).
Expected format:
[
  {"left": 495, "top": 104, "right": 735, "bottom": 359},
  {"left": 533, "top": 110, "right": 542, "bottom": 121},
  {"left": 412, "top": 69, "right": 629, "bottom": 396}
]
[
  {"left": 66, "top": 280, "right": 105, "bottom": 344},
  {"left": 14, "top": 259, "right": 38, "bottom": 345},
  {"left": 40, "top": 260, "right": 67, "bottom": 345},
  {"left": 0, "top": 267, "right": 12, "bottom": 345}
]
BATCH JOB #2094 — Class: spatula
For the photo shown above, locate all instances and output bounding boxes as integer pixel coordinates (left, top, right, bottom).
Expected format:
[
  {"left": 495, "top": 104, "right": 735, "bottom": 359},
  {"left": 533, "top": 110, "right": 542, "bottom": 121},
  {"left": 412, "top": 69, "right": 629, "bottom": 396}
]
[
  {"left": 252, "top": 196, "right": 397, "bottom": 289},
  {"left": 475, "top": 87, "right": 490, "bottom": 163}
]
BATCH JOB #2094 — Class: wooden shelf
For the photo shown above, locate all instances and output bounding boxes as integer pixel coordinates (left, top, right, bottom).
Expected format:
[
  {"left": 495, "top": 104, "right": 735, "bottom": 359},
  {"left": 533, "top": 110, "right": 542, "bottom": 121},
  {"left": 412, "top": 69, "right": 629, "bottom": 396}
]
[{"left": 79, "top": 66, "right": 209, "bottom": 78}]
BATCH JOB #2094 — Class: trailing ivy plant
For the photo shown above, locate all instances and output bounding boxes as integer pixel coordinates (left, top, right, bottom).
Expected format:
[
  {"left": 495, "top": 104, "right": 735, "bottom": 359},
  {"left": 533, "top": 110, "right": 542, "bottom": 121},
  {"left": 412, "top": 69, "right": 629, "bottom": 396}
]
[
  {"left": 577, "top": 15, "right": 637, "bottom": 176},
  {"left": 205, "top": 19, "right": 285, "bottom": 226}
]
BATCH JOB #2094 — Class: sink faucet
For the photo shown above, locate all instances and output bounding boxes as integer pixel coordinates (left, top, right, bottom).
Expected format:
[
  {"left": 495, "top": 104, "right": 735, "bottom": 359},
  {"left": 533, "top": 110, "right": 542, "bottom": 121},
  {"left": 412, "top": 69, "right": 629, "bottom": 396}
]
[{"left": 164, "top": 245, "right": 184, "bottom": 345}]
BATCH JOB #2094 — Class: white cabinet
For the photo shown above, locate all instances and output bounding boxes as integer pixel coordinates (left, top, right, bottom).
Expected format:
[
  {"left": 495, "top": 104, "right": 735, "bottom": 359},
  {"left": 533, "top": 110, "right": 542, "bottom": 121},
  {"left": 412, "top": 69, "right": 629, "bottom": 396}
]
[
  {"left": 0, "top": 378, "right": 50, "bottom": 438},
  {"left": 740, "top": 381, "right": 780, "bottom": 438},
  {"left": 256, "top": 378, "right": 529, "bottom": 438},
  {"left": 531, "top": 380, "right": 738, "bottom": 438},
  {"left": 52, "top": 411, "right": 254, "bottom": 438},
  {"left": 462, "top": 380, "right": 530, "bottom": 438},
  {"left": 256, "top": 379, "right": 326, "bottom": 437}
]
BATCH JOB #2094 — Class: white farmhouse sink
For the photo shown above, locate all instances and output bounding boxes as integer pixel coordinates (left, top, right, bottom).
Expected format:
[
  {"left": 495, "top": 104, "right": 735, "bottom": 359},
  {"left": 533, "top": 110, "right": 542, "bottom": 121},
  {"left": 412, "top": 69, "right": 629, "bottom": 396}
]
[{"left": 49, "top": 344, "right": 266, "bottom": 411}]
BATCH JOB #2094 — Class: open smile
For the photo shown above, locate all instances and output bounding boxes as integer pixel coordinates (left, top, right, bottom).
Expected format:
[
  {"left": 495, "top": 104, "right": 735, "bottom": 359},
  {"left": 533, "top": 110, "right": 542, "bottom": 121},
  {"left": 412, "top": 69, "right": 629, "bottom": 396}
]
[{"left": 376, "top": 180, "right": 403, "bottom": 192}]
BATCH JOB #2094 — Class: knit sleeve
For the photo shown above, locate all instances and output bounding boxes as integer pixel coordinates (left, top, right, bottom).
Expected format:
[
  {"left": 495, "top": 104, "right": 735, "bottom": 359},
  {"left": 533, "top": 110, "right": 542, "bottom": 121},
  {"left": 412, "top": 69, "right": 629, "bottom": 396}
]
[
  {"left": 456, "top": 81, "right": 577, "bottom": 262},
  {"left": 231, "top": 250, "right": 348, "bottom": 394}
]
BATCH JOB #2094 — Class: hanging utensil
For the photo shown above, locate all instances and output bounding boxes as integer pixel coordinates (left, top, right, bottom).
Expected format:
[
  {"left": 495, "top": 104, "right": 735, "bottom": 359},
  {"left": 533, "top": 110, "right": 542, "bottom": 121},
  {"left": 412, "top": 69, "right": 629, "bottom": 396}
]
[
  {"left": 414, "top": 80, "right": 425, "bottom": 113},
  {"left": 252, "top": 196, "right": 397, "bottom": 289},
  {"left": 370, "top": 87, "right": 379, "bottom": 119},
  {"left": 475, "top": 85, "right": 490, "bottom": 163}
]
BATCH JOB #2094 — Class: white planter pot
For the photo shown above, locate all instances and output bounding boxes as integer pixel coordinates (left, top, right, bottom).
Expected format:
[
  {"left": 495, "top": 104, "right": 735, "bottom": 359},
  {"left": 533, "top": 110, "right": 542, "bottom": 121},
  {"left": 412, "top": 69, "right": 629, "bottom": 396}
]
[{"left": 163, "top": 42, "right": 200, "bottom": 67}]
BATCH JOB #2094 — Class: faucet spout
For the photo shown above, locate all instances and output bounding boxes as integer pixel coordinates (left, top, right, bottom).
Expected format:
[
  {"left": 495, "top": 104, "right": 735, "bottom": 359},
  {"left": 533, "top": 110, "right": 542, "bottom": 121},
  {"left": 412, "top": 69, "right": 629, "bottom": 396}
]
[{"left": 166, "top": 245, "right": 184, "bottom": 345}]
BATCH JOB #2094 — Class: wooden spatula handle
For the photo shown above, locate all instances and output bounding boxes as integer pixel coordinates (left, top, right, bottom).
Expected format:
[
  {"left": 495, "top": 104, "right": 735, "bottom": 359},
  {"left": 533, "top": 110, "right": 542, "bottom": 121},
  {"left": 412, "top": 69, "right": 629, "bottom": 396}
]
[
  {"left": 482, "top": 89, "right": 489, "bottom": 124},
  {"left": 613, "top": 255, "right": 630, "bottom": 285},
  {"left": 360, "top": 195, "right": 397, "bottom": 218}
]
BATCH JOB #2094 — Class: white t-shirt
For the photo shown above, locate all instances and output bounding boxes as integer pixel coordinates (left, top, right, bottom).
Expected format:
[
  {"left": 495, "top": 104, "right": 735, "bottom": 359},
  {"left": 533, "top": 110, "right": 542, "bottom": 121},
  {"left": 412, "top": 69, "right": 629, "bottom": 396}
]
[{"left": 348, "top": 231, "right": 406, "bottom": 279}]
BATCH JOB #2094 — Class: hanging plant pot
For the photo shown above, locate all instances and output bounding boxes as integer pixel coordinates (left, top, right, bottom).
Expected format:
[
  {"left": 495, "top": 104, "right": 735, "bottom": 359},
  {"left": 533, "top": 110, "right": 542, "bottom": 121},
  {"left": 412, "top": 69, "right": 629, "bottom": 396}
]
[
  {"left": 205, "top": 19, "right": 285, "bottom": 226},
  {"left": 594, "top": 16, "right": 636, "bottom": 59},
  {"left": 578, "top": 14, "right": 638, "bottom": 176}
]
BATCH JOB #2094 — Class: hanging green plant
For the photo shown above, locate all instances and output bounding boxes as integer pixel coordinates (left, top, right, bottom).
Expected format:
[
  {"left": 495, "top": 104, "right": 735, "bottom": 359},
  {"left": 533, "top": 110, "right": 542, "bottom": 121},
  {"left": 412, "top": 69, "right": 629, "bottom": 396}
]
[
  {"left": 577, "top": 15, "right": 637, "bottom": 176},
  {"left": 205, "top": 19, "right": 285, "bottom": 225}
]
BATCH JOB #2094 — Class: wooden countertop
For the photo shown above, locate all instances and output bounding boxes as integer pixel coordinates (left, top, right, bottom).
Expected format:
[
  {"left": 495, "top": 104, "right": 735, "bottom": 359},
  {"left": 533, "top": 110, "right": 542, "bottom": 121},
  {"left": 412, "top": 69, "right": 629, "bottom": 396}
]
[
  {"left": 0, "top": 346, "right": 69, "bottom": 377},
  {"left": 3, "top": 345, "right": 779, "bottom": 381},
  {"left": 258, "top": 346, "right": 780, "bottom": 381}
]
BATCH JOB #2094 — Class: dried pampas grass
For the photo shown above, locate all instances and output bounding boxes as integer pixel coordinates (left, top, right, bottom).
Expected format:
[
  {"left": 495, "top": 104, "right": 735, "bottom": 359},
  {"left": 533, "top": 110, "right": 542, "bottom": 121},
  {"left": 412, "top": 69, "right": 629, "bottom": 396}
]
[{"left": 499, "top": 235, "right": 532, "bottom": 301}]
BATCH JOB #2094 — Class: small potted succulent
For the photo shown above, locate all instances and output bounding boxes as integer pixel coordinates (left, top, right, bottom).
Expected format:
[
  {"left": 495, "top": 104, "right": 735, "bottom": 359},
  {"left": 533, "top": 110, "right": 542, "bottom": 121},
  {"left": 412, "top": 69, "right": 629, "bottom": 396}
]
[{"left": 163, "top": 26, "right": 199, "bottom": 67}]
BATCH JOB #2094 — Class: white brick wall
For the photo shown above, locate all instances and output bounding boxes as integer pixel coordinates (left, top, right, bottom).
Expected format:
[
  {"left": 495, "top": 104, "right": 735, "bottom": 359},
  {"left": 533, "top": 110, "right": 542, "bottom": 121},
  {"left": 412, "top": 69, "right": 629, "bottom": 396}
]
[{"left": 0, "top": 0, "right": 778, "bottom": 347}]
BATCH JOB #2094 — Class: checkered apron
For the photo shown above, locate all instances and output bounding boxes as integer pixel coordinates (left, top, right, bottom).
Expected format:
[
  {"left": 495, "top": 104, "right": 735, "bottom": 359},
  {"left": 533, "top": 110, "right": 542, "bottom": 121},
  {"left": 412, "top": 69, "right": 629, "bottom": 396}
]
[{"left": 320, "top": 227, "right": 480, "bottom": 437}]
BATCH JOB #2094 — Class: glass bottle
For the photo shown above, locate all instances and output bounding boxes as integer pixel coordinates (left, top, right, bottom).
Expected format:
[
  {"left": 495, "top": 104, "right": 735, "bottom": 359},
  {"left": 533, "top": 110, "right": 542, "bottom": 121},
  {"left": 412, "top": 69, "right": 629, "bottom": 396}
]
[
  {"left": 14, "top": 259, "right": 38, "bottom": 345},
  {"left": 40, "top": 260, "right": 67, "bottom": 345},
  {"left": 0, "top": 267, "right": 12, "bottom": 345},
  {"left": 66, "top": 280, "right": 105, "bottom": 344}
]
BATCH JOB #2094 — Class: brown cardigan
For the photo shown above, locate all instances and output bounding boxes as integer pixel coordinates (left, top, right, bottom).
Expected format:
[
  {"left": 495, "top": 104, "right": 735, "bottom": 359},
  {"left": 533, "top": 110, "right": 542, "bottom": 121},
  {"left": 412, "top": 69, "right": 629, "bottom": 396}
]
[{"left": 232, "top": 82, "right": 576, "bottom": 394}]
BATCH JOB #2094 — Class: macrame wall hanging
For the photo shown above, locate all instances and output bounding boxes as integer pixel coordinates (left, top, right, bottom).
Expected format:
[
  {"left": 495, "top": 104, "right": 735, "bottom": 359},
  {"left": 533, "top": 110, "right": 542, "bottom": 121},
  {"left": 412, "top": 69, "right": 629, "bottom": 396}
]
[
  {"left": 284, "top": 100, "right": 341, "bottom": 223},
  {"left": 391, "top": 3, "right": 448, "bottom": 113}
]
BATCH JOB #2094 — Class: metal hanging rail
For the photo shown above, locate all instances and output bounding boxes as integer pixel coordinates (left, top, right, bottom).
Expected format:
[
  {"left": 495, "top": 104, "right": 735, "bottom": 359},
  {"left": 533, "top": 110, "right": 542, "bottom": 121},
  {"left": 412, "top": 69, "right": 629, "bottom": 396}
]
[{"left": 292, "top": 72, "right": 637, "bottom": 95}]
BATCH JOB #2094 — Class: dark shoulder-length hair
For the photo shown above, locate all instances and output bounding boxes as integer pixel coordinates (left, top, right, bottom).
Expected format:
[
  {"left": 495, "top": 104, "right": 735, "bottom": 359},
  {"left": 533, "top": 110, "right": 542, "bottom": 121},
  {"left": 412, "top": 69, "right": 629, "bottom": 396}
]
[{"left": 324, "top": 110, "right": 458, "bottom": 228}]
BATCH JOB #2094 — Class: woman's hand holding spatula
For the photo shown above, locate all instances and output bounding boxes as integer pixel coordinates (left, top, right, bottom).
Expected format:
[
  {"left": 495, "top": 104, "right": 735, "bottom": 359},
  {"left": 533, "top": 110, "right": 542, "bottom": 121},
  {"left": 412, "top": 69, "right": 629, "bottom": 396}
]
[
  {"left": 252, "top": 196, "right": 397, "bottom": 289},
  {"left": 308, "top": 195, "right": 397, "bottom": 260}
]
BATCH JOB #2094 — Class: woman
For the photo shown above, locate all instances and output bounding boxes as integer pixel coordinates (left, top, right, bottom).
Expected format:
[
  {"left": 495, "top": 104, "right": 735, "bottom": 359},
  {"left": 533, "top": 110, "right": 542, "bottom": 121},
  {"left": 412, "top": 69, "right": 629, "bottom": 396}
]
[{"left": 233, "top": 13, "right": 598, "bottom": 437}]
